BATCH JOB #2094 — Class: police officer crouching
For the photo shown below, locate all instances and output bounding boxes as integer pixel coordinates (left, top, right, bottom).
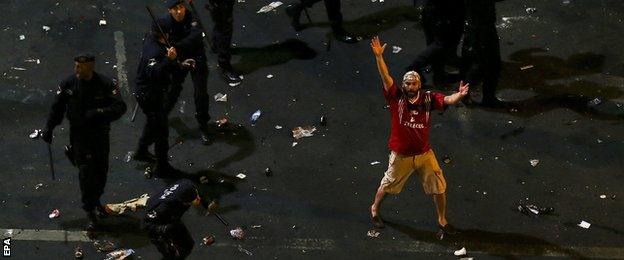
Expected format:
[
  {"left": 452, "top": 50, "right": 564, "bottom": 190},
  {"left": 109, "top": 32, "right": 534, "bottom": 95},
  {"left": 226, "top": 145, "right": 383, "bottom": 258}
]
[
  {"left": 41, "top": 54, "right": 127, "bottom": 231},
  {"left": 134, "top": 22, "right": 191, "bottom": 177},
  {"left": 144, "top": 179, "right": 202, "bottom": 259}
]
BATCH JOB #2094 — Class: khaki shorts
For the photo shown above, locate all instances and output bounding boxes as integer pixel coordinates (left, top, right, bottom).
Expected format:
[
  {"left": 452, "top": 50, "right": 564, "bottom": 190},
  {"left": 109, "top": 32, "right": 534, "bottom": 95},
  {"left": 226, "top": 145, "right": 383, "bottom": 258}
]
[{"left": 380, "top": 149, "right": 446, "bottom": 195}]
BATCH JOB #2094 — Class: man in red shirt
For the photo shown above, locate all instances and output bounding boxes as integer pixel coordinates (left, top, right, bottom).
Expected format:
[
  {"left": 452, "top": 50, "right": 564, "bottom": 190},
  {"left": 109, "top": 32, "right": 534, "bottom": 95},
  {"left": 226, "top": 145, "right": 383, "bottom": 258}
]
[{"left": 369, "top": 36, "right": 469, "bottom": 236}]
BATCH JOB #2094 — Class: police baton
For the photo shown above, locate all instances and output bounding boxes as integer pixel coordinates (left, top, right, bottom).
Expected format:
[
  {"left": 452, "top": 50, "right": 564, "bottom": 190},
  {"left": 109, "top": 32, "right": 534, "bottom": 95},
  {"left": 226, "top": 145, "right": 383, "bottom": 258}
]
[
  {"left": 47, "top": 143, "right": 55, "bottom": 180},
  {"left": 146, "top": 5, "right": 172, "bottom": 47}
]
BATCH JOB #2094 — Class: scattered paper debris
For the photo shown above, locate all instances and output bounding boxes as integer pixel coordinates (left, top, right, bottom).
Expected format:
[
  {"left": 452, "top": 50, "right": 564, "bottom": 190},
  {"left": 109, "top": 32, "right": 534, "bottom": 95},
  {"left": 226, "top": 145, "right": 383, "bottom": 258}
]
[
  {"left": 320, "top": 115, "right": 327, "bottom": 126},
  {"left": 236, "top": 173, "right": 247, "bottom": 179},
  {"left": 392, "top": 46, "right": 402, "bottom": 53},
  {"left": 93, "top": 240, "right": 116, "bottom": 252},
  {"left": 525, "top": 7, "right": 537, "bottom": 14},
  {"left": 42, "top": 25, "right": 51, "bottom": 32},
  {"left": 454, "top": 247, "right": 467, "bottom": 256},
  {"left": 600, "top": 194, "right": 607, "bottom": 199},
  {"left": 529, "top": 159, "right": 539, "bottom": 167},
  {"left": 237, "top": 245, "right": 253, "bottom": 256},
  {"left": 230, "top": 227, "right": 245, "bottom": 239},
  {"left": 99, "top": 19, "right": 107, "bottom": 26},
  {"left": 214, "top": 93, "right": 227, "bottom": 102},
  {"left": 229, "top": 82, "right": 241, "bottom": 87},
  {"left": 252, "top": 225, "right": 262, "bottom": 229},
  {"left": 11, "top": 67, "right": 27, "bottom": 71},
  {"left": 103, "top": 249, "right": 134, "bottom": 260},
  {"left": 275, "top": 125, "right": 283, "bottom": 130},
  {"left": 19, "top": 35, "right": 25, "bottom": 40},
  {"left": 442, "top": 155, "right": 452, "bottom": 164},
  {"left": 265, "top": 167, "right": 272, "bottom": 177},
  {"left": 29, "top": 129, "right": 41, "bottom": 139},
  {"left": 34, "top": 183, "right": 43, "bottom": 190},
  {"left": 257, "top": 1, "right": 283, "bottom": 13},
  {"left": 370, "top": 161, "right": 380, "bottom": 165},
  {"left": 292, "top": 126, "right": 316, "bottom": 139},
  {"left": 266, "top": 74, "right": 274, "bottom": 78},
  {"left": 202, "top": 235, "right": 215, "bottom": 246},
  {"left": 216, "top": 117, "right": 228, "bottom": 127},
  {"left": 578, "top": 220, "right": 591, "bottom": 229},
  {"left": 124, "top": 151, "right": 133, "bottom": 163},
  {"left": 517, "top": 202, "right": 554, "bottom": 216},
  {"left": 588, "top": 97, "right": 602, "bottom": 107},
  {"left": 291, "top": 142, "right": 298, "bottom": 147},
  {"left": 49, "top": 209, "right": 60, "bottom": 219},
  {"left": 520, "top": 65, "right": 534, "bottom": 70},
  {"left": 74, "top": 246, "right": 84, "bottom": 259},
  {"left": 250, "top": 110, "right": 262, "bottom": 125},
  {"left": 367, "top": 229, "right": 380, "bottom": 238},
  {"left": 105, "top": 194, "right": 149, "bottom": 215}
]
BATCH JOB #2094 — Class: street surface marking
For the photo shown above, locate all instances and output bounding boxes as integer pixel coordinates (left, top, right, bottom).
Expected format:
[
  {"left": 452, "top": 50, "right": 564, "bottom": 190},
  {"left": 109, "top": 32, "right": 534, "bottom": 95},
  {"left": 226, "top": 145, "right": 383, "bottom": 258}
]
[
  {"left": 113, "top": 31, "right": 129, "bottom": 98},
  {"left": 3, "top": 229, "right": 624, "bottom": 258}
]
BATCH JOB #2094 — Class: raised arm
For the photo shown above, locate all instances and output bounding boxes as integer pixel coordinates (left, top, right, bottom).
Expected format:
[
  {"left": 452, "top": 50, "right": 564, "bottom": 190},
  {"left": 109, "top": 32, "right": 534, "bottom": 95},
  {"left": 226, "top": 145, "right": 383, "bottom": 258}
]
[
  {"left": 371, "top": 36, "right": 394, "bottom": 90},
  {"left": 444, "top": 81, "right": 470, "bottom": 105}
]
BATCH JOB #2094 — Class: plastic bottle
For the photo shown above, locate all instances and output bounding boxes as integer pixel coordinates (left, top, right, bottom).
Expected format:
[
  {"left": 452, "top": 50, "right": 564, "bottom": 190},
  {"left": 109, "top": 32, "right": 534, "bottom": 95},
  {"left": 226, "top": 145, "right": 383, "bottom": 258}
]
[
  {"left": 250, "top": 110, "right": 261, "bottom": 125},
  {"left": 104, "top": 249, "right": 135, "bottom": 260}
]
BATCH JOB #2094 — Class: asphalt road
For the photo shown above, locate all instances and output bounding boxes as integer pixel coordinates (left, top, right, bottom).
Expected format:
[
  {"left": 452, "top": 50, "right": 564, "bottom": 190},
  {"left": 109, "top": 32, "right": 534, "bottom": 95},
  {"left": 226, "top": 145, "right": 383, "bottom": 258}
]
[{"left": 0, "top": 0, "right": 623, "bottom": 259}]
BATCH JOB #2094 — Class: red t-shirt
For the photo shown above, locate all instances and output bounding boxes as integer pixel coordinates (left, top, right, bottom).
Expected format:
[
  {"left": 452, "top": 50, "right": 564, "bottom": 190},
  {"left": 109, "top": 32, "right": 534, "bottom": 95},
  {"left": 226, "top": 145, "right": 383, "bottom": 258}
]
[{"left": 384, "top": 82, "right": 446, "bottom": 156}]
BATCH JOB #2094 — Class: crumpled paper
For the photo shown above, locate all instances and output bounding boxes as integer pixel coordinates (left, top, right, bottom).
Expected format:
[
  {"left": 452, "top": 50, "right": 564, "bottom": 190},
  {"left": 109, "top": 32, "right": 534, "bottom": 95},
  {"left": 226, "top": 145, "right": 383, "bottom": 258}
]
[
  {"left": 292, "top": 126, "right": 316, "bottom": 139},
  {"left": 105, "top": 194, "right": 149, "bottom": 215},
  {"left": 257, "top": 1, "right": 283, "bottom": 13}
]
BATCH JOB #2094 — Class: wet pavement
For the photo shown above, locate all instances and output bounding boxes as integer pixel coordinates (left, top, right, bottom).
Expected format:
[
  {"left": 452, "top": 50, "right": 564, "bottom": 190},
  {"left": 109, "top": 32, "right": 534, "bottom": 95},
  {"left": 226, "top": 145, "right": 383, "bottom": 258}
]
[{"left": 1, "top": 0, "right": 623, "bottom": 259}]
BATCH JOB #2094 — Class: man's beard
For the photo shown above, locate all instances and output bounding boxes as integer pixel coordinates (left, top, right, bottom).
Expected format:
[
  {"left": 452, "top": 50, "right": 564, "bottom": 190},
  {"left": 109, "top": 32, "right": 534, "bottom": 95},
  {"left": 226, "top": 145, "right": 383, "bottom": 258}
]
[{"left": 405, "top": 90, "right": 419, "bottom": 98}]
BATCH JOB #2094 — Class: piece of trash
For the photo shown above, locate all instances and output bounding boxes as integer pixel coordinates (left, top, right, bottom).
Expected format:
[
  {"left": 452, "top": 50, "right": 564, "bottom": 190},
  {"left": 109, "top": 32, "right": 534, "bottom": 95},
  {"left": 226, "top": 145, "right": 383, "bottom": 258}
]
[
  {"left": 517, "top": 202, "right": 554, "bottom": 216},
  {"left": 229, "top": 82, "right": 241, "bottom": 87},
  {"left": 520, "top": 65, "right": 534, "bottom": 70},
  {"left": 320, "top": 115, "right": 327, "bottom": 126},
  {"left": 292, "top": 126, "right": 316, "bottom": 139},
  {"left": 48, "top": 209, "right": 60, "bottom": 219},
  {"left": 214, "top": 93, "right": 227, "bottom": 102},
  {"left": 93, "top": 240, "right": 116, "bottom": 252},
  {"left": 578, "top": 220, "right": 591, "bottom": 229},
  {"left": 144, "top": 166, "right": 152, "bottom": 179},
  {"left": 179, "top": 101, "right": 186, "bottom": 114},
  {"left": 525, "top": 7, "right": 537, "bottom": 14},
  {"left": 216, "top": 117, "right": 228, "bottom": 127},
  {"left": 275, "top": 125, "right": 283, "bottom": 130},
  {"left": 367, "top": 229, "right": 380, "bottom": 238},
  {"left": 42, "top": 25, "right": 51, "bottom": 32},
  {"left": 237, "top": 245, "right": 253, "bottom": 256},
  {"left": 236, "top": 173, "right": 246, "bottom": 179},
  {"left": 612, "top": 195, "right": 617, "bottom": 200},
  {"left": 11, "top": 67, "right": 27, "bottom": 71},
  {"left": 588, "top": 97, "right": 602, "bottom": 107},
  {"left": 252, "top": 225, "right": 262, "bottom": 228},
  {"left": 99, "top": 19, "right": 107, "bottom": 26},
  {"left": 19, "top": 35, "right": 25, "bottom": 40},
  {"left": 199, "top": 176, "right": 209, "bottom": 184},
  {"left": 105, "top": 194, "right": 149, "bottom": 215},
  {"left": 600, "top": 194, "right": 607, "bottom": 199},
  {"left": 266, "top": 74, "right": 274, "bottom": 78},
  {"left": 529, "top": 159, "right": 539, "bottom": 167},
  {"left": 454, "top": 247, "right": 467, "bottom": 256},
  {"left": 74, "top": 246, "right": 83, "bottom": 259},
  {"left": 29, "top": 129, "right": 41, "bottom": 139},
  {"left": 265, "top": 167, "right": 272, "bottom": 177},
  {"left": 442, "top": 155, "right": 452, "bottom": 164},
  {"left": 34, "top": 183, "right": 43, "bottom": 190},
  {"left": 459, "top": 258, "right": 474, "bottom": 260},
  {"left": 25, "top": 58, "right": 41, "bottom": 64},
  {"left": 257, "top": 1, "right": 283, "bottom": 13},
  {"left": 250, "top": 110, "right": 261, "bottom": 125},
  {"left": 202, "top": 235, "right": 215, "bottom": 246},
  {"left": 103, "top": 248, "right": 135, "bottom": 260},
  {"left": 562, "top": 0, "right": 571, "bottom": 4},
  {"left": 370, "top": 161, "right": 380, "bottom": 165},
  {"left": 392, "top": 46, "right": 402, "bottom": 54},
  {"left": 229, "top": 227, "right": 245, "bottom": 239},
  {"left": 124, "top": 151, "right": 133, "bottom": 163},
  {"left": 291, "top": 142, "right": 298, "bottom": 147}
]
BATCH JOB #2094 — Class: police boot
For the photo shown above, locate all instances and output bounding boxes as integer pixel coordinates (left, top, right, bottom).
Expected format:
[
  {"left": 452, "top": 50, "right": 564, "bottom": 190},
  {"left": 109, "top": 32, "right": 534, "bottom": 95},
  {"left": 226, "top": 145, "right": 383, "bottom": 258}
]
[
  {"left": 86, "top": 211, "right": 97, "bottom": 231},
  {"left": 219, "top": 64, "right": 243, "bottom": 86},
  {"left": 285, "top": 3, "right": 304, "bottom": 31},
  {"left": 332, "top": 25, "right": 358, "bottom": 44}
]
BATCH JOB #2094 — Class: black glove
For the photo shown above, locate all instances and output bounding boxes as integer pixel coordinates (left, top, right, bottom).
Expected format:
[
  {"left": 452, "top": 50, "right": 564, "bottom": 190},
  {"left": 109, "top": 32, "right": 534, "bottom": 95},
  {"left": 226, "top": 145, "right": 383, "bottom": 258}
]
[{"left": 41, "top": 128, "right": 53, "bottom": 143}]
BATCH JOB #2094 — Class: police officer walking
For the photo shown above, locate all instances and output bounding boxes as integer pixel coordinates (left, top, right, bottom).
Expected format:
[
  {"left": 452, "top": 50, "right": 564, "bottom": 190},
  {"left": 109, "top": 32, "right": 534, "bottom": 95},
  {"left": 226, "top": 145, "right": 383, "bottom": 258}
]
[
  {"left": 41, "top": 54, "right": 127, "bottom": 231},
  {"left": 160, "top": 0, "right": 212, "bottom": 144},
  {"left": 406, "top": 0, "right": 464, "bottom": 86},
  {"left": 205, "top": 0, "right": 244, "bottom": 85},
  {"left": 144, "top": 179, "right": 202, "bottom": 259},
  {"left": 134, "top": 22, "right": 188, "bottom": 177},
  {"left": 461, "top": 0, "right": 505, "bottom": 107},
  {"left": 285, "top": 0, "right": 358, "bottom": 43}
]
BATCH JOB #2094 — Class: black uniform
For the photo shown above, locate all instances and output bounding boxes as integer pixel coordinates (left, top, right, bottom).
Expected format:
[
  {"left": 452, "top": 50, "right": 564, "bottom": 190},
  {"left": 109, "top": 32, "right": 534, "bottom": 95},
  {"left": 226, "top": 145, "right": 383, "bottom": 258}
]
[
  {"left": 461, "top": 0, "right": 502, "bottom": 104},
  {"left": 205, "top": 0, "right": 235, "bottom": 71},
  {"left": 144, "top": 179, "right": 198, "bottom": 259},
  {"left": 45, "top": 72, "right": 127, "bottom": 213},
  {"left": 407, "top": 0, "right": 464, "bottom": 84},
  {"left": 159, "top": 11, "right": 211, "bottom": 127},
  {"left": 135, "top": 35, "right": 177, "bottom": 166},
  {"left": 301, "top": 0, "right": 344, "bottom": 34}
]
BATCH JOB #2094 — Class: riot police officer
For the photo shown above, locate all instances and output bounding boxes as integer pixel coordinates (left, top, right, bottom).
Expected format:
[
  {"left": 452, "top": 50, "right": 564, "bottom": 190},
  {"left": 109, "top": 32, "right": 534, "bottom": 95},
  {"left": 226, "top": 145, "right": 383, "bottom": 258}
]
[
  {"left": 461, "top": 0, "right": 504, "bottom": 107},
  {"left": 406, "top": 0, "right": 464, "bottom": 86},
  {"left": 144, "top": 179, "right": 201, "bottom": 259},
  {"left": 134, "top": 22, "right": 188, "bottom": 177},
  {"left": 160, "top": 0, "right": 212, "bottom": 144},
  {"left": 41, "top": 54, "right": 127, "bottom": 231},
  {"left": 285, "top": 0, "right": 358, "bottom": 43}
]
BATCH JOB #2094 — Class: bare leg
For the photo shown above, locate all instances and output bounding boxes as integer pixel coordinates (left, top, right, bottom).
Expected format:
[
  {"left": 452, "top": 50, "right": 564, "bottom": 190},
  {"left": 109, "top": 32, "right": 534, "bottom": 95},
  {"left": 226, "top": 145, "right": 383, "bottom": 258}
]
[
  {"left": 433, "top": 193, "right": 447, "bottom": 226},
  {"left": 371, "top": 185, "right": 386, "bottom": 217}
]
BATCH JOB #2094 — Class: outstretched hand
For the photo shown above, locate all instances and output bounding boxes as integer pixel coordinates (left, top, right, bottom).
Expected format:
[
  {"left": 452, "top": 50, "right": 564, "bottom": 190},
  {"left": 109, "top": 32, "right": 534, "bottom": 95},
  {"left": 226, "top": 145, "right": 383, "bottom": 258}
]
[
  {"left": 370, "top": 36, "right": 387, "bottom": 56},
  {"left": 458, "top": 81, "right": 470, "bottom": 96}
]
